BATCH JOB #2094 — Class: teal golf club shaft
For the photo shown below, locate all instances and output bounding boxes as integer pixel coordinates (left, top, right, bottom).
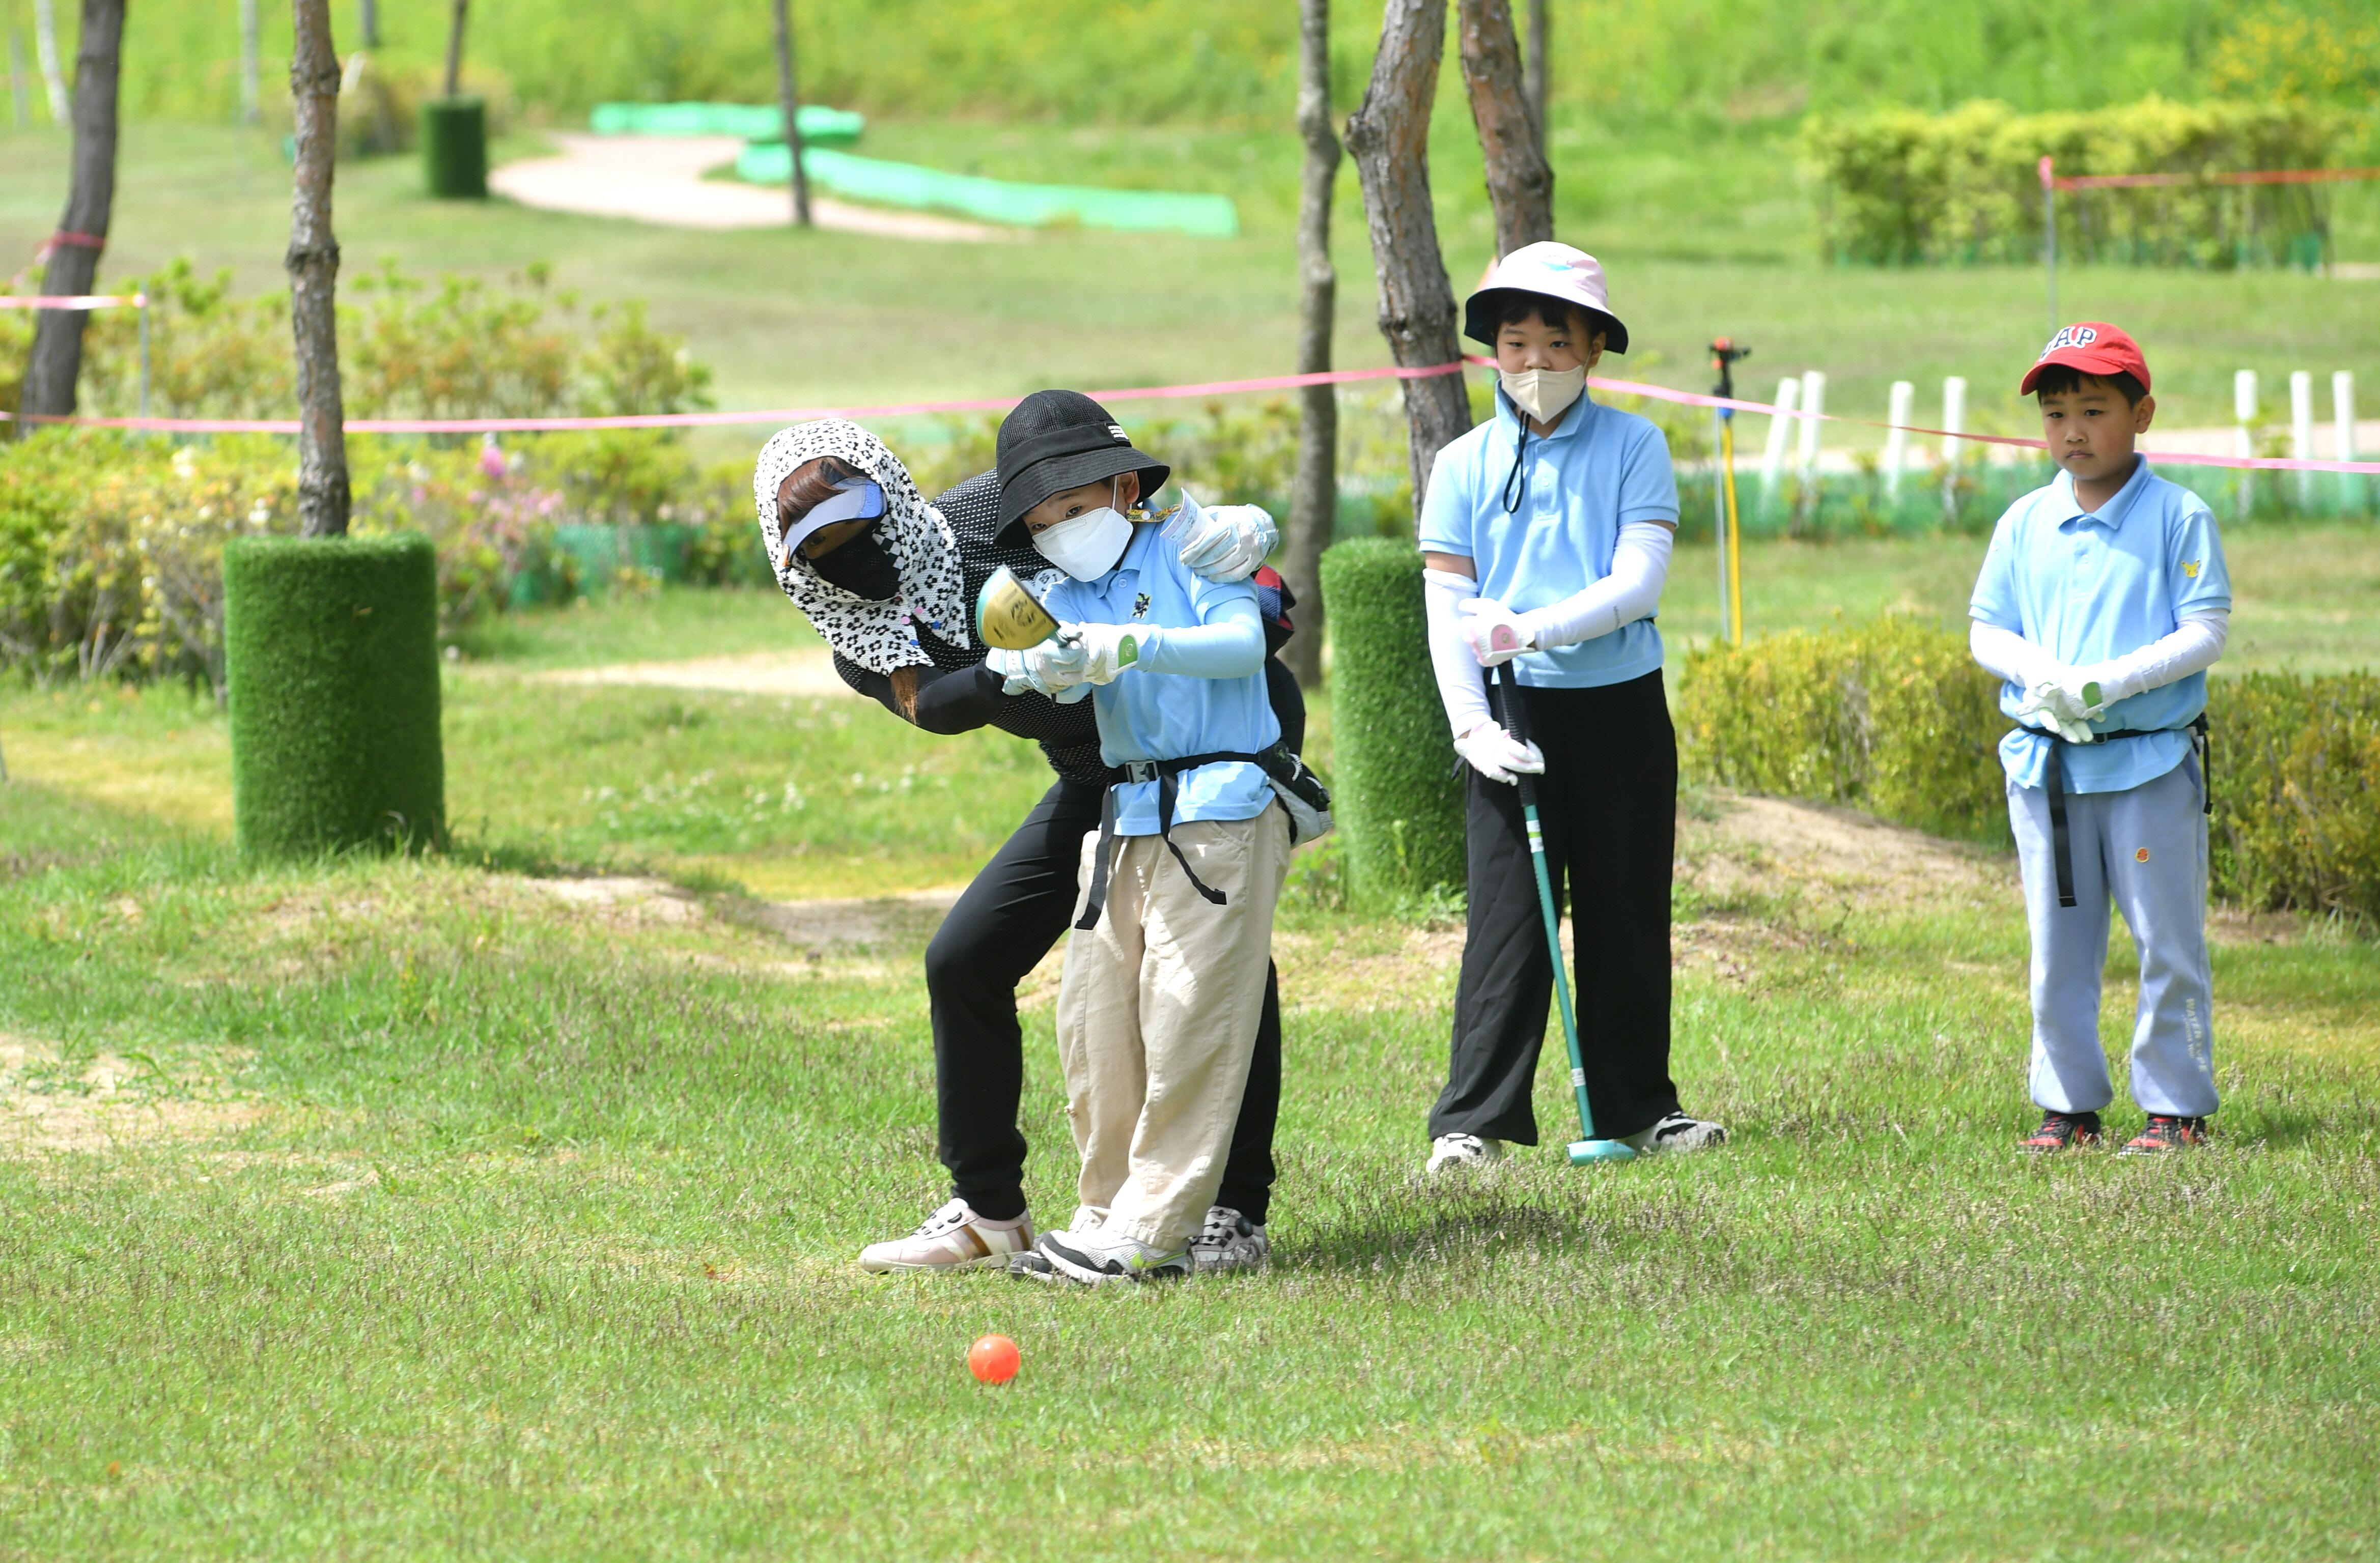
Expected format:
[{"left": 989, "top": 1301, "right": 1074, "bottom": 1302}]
[{"left": 1492, "top": 662, "right": 1631, "bottom": 1161}]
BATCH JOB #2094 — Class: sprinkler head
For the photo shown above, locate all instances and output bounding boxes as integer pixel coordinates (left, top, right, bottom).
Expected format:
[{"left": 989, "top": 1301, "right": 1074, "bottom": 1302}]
[{"left": 1567, "top": 1139, "right": 1638, "bottom": 1165}]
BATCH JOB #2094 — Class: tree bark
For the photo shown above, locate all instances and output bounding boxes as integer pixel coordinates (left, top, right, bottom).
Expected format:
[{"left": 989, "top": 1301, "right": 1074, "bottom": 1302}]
[
  {"left": 442, "top": 0, "right": 466, "bottom": 97},
  {"left": 1523, "top": 0, "right": 1547, "bottom": 151},
  {"left": 289, "top": 0, "right": 350, "bottom": 536},
  {"left": 1282, "top": 0, "right": 1340, "bottom": 690},
  {"left": 1459, "top": 0, "right": 1552, "bottom": 257},
  {"left": 770, "top": 0, "right": 813, "bottom": 227},
  {"left": 19, "top": 0, "right": 122, "bottom": 422},
  {"left": 1345, "top": 0, "right": 1471, "bottom": 516}
]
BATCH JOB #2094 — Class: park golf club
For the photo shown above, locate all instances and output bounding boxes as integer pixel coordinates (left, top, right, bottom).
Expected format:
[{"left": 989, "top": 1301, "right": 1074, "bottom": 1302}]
[
  {"left": 1489, "top": 649, "right": 1637, "bottom": 1166},
  {"left": 974, "top": 564, "right": 1148, "bottom": 668}
]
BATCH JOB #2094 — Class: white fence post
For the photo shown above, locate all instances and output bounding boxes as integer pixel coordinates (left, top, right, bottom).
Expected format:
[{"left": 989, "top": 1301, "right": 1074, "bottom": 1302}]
[
  {"left": 2290, "top": 371, "right": 2314, "bottom": 508},
  {"left": 1941, "top": 376, "right": 1967, "bottom": 472},
  {"left": 1884, "top": 380, "right": 1914, "bottom": 499},
  {"left": 1796, "top": 371, "right": 1827, "bottom": 481},
  {"left": 2234, "top": 370, "right": 2258, "bottom": 518},
  {"left": 1759, "top": 376, "right": 1799, "bottom": 498},
  {"left": 2338, "top": 371, "right": 2360, "bottom": 514}
]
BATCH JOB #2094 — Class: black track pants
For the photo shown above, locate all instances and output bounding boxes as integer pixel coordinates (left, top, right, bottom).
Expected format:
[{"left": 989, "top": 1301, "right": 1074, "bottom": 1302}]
[
  {"left": 925, "top": 777, "right": 1282, "bottom": 1225},
  {"left": 1429, "top": 671, "right": 1681, "bottom": 1146}
]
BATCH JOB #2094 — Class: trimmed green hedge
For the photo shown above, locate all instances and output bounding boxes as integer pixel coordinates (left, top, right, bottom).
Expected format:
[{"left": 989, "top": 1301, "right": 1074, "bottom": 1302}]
[
  {"left": 1678, "top": 617, "right": 2380, "bottom": 920},
  {"left": 421, "top": 97, "right": 488, "bottom": 198},
  {"left": 223, "top": 534, "right": 445, "bottom": 860},
  {"left": 1320, "top": 538, "right": 1464, "bottom": 908}
]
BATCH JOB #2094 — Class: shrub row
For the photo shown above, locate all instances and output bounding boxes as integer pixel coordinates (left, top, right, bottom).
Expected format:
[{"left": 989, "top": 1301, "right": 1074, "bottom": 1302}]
[
  {"left": 1801, "top": 97, "right": 2346, "bottom": 268},
  {"left": 1677, "top": 617, "right": 2380, "bottom": 920}
]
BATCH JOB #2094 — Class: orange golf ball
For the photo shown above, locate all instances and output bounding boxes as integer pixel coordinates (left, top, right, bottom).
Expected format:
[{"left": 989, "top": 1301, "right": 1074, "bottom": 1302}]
[{"left": 968, "top": 1333, "right": 1021, "bottom": 1385}]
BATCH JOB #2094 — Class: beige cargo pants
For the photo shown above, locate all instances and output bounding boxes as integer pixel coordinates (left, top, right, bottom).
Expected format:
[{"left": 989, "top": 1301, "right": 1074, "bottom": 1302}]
[{"left": 1056, "top": 801, "right": 1289, "bottom": 1252}]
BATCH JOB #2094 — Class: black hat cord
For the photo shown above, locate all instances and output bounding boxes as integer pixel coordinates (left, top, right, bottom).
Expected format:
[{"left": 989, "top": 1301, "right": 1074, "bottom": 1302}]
[{"left": 1498, "top": 387, "right": 1531, "bottom": 514}]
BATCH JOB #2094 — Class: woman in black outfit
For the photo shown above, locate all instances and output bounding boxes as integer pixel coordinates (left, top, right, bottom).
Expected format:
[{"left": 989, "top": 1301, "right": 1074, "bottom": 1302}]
[{"left": 752, "top": 419, "right": 1296, "bottom": 1275}]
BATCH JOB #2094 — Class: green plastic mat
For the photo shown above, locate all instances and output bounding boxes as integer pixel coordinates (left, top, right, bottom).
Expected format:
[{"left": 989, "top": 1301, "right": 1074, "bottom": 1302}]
[
  {"left": 734, "top": 143, "right": 1238, "bottom": 238},
  {"left": 590, "top": 101, "right": 864, "bottom": 146}
]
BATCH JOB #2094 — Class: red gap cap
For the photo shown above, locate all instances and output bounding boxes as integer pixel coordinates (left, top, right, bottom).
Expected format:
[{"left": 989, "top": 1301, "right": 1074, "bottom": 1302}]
[{"left": 2020, "top": 322, "right": 2151, "bottom": 396}]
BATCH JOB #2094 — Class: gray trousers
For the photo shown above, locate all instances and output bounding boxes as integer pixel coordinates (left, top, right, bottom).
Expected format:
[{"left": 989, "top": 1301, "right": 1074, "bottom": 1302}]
[{"left": 2007, "top": 755, "right": 2218, "bottom": 1118}]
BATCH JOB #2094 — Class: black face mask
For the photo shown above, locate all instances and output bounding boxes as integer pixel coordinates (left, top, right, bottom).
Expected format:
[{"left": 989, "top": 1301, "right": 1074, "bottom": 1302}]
[{"left": 807, "top": 526, "right": 901, "bottom": 601}]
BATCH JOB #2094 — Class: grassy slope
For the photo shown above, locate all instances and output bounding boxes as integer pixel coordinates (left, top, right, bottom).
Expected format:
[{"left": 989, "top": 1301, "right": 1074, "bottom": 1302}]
[
  {"left": 2, "top": 646, "right": 2376, "bottom": 1555},
  {"left": 4, "top": 114, "right": 2377, "bottom": 450}
]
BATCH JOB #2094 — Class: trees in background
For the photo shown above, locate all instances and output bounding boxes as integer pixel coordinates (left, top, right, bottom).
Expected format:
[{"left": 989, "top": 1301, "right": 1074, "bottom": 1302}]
[
  {"left": 1283, "top": 0, "right": 1339, "bottom": 689},
  {"left": 288, "top": 0, "right": 349, "bottom": 534},
  {"left": 19, "top": 0, "right": 123, "bottom": 422}
]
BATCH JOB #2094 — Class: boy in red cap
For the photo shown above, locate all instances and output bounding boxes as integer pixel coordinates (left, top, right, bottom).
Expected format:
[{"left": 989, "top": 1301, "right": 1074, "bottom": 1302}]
[{"left": 1968, "top": 323, "right": 2230, "bottom": 1154}]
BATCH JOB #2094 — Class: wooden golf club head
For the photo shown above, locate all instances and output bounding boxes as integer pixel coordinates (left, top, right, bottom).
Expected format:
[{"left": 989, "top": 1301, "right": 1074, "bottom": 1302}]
[
  {"left": 975, "top": 565, "right": 1059, "bottom": 650},
  {"left": 1567, "top": 1139, "right": 1638, "bottom": 1164}
]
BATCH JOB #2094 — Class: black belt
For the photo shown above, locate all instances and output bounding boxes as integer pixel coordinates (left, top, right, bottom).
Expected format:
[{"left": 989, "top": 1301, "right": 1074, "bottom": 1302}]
[
  {"left": 1075, "top": 745, "right": 1289, "bottom": 930},
  {"left": 2023, "top": 714, "right": 2210, "bottom": 909}
]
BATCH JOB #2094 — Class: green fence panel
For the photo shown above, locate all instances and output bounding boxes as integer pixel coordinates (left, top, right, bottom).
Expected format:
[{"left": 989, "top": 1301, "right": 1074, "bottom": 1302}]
[{"left": 589, "top": 101, "right": 864, "bottom": 146}]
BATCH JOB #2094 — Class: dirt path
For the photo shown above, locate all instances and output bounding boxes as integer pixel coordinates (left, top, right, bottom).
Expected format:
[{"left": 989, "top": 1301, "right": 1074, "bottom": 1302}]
[
  {"left": 489, "top": 133, "right": 1015, "bottom": 243},
  {"left": 526, "top": 647, "right": 861, "bottom": 699}
]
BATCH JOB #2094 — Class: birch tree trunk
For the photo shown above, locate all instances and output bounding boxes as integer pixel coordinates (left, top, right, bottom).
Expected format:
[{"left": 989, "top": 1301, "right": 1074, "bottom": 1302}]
[
  {"left": 240, "top": 0, "right": 262, "bottom": 123},
  {"left": 771, "top": 0, "right": 813, "bottom": 227},
  {"left": 33, "top": 0, "right": 67, "bottom": 123},
  {"left": 1345, "top": 0, "right": 1471, "bottom": 516},
  {"left": 1282, "top": 0, "right": 1340, "bottom": 689},
  {"left": 1459, "top": 0, "right": 1552, "bottom": 257},
  {"left": 19, "top": 0, "right": 123, "bottom": 422},
  {"left": 442, "top": 0, "right": 466, "bottom": 96},
  {"left": 1523, "top": 0, "right": 1547, "bottom": 150},
  {"left": 289, "top": 0, "right": 350, "bottom": 536}
]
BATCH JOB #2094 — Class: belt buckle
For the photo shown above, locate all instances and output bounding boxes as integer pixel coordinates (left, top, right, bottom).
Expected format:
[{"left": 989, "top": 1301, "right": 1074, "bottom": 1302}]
[{"left": 1122, "top": 761, "right": 1159, "bottom": 784}]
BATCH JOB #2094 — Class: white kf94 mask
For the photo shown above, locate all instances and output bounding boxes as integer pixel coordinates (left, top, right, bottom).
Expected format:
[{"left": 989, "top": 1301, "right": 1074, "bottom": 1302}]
[
  {"left": 1031, "top": 482, "right": 1135, "bottom": 581},
  {"left": 1499, "top": 365, "right": 1587, "bottom": 422}
]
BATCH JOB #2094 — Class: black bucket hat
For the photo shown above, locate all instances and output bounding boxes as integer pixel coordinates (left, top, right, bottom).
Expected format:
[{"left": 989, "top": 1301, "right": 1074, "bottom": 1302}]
[{"left": 994, "top": 389, "right": 1170, "bottom": 545}]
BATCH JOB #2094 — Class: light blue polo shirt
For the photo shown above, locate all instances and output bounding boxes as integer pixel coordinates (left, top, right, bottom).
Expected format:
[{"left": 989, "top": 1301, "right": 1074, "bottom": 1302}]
[
  {"left": 1041, "top": 522, "right": 1279, "bottom": 836},
  {"left": 1970, "top": 456, "right": 2230, "bottom": 794},
  {"left": 1416, "top": 390, "right": 1677, "bottom": 688}
]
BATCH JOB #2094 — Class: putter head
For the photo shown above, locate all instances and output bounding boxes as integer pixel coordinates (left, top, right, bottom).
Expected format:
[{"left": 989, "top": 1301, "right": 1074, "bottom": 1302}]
[
  {"left": 975, "top": 565, "right": 1059, "bottom": 650},
  {"left": 1488, "top": 622, "right": 1523, "bottom": 656},
  {"left": 1567, "top": 1138, "right": 1638, "bottom": 1166}
]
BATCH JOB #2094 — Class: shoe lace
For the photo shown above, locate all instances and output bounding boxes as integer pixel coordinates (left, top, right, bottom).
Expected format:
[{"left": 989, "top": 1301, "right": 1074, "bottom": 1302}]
[
  {"left": 914, "top": 1199, "right": 970, "bottom": 1238},
  {"left": 1197, "top": 1207, "right": 1243, "bottom": 1247}
]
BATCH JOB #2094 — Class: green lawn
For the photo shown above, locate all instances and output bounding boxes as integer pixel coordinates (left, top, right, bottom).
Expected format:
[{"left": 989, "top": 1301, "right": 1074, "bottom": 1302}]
[
  {"left": 3, "top": 596, "right": 2377, "bottom": 1552},
  {"left": 5, "top": 117, "right": 2378, "bottom": 454}
]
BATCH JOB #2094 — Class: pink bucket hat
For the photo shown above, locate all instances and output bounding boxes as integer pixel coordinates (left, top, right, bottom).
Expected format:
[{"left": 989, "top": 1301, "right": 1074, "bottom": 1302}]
[{"left": 1463, "top": 241, "right": 1629, "bottom": 354}]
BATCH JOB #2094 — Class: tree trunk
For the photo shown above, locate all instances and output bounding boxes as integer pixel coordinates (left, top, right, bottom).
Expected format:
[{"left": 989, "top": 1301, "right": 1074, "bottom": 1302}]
[
  {"left": 289, "top": 0, "right": 350, "bottom": 536},
  {"left": 19, "top": 0, "right": 122, "bottom": 422},
  {"left": 12, "top": 27, "right": 33, "bottom": 129},
  {"left": 33, "top": 0, "right": 67, "bottom": 123},
  {"left": 442, "top": 0, "right": 467, "bottom": 97},
  {"left": 770, "top": 0, "right": 813, "bottom": 227},
  {"left": 1282, "top": 0, "right": 1340, "bottom": 690},
  {"left": 1345, "top": 0, "right": 1471, "bottom": 516},
  {"left": 240, "top": 0, "right": 262, "bottom": 123},
  {"left": 1523, "top": 0, "right": 1547, "bottom": 151},
  {"left": 1459, "top": 0, "right": 1552, "bottom": 257},
  {"left": 358, "top": 0, "right": 378, "bottom": 48}
]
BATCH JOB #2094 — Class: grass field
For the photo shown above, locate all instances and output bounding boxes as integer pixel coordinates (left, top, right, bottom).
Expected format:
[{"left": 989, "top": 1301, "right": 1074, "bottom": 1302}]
[
  {"left": 6, "top": 116, "right": 2378, "bottom": 453},
  {"left": 4, "top": 555, "right": 2378, "bottom": 1555}
]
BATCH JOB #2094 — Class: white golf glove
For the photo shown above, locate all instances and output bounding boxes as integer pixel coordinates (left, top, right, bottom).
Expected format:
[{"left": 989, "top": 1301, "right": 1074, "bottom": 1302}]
[
  {"left": 2017, "top": 675, "right": 2104, "bottom": 745},
  {"left": 985, "top": 646, "right": 1035, "bottom": 696},
  {"left": 1456, "top": 597, "right": 1536, "bottom": 667},
  {"left": 1177, "top": 502, "right": 1278, "bottom": 583},
  {"left": 1037, "top": 621, "right": 1159, "bottom": 689},
  {"left": 1453, "top": 720, "right": 1545, "bottom": 785}
]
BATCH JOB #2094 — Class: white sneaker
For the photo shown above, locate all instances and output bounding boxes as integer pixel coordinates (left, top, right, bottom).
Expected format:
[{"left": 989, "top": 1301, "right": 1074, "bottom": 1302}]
[
  {"left": 858, "top": 1198, "right": 1035, "bottom": 1274},
  {"left": 1189, "top": 1206, "right": 1270, "bottom": 1274},
  {"left": 1038, "top": 1227, "right": 1192, "bottom": 1286},
  {"left": 1624, "top": 1111, "right": 1728, "bottom": 1155},
  {"left": 1427, "top": 1132, "right": 1504, "bottom": 1172}
]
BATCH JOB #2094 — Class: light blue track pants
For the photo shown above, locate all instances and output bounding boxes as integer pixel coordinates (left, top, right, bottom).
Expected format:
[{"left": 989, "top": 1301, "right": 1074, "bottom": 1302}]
[{"left": 2007, "top": 756, "right": 2218, "bottom": 1118}]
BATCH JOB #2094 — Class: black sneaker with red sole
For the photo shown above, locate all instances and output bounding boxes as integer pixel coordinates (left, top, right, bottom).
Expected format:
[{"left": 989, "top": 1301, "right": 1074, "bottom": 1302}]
[
  {"left": 2021, "top": 1110, "right": 2104, "bottom": 1153},
  {"left": 2120, "top": 1115, "right": 2210, "bottom": 1155}
]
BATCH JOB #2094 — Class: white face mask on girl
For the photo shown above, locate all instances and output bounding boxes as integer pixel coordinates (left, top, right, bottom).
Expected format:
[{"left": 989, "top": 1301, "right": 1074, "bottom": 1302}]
[
  {"left": 1499, "top": 365, "right": 1587, "bottom": 422},
  {"left": 1031, "top": 480, "right": 1135, "bottom": 581}
]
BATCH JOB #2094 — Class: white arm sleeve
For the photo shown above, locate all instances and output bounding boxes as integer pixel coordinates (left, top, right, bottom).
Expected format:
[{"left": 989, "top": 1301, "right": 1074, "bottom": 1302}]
[
  {"left": 2082, "top": 610, "right": 2229, "bottom": 704},
  {"left": 1969, "top": 620, "right": 2061, "bottom": 690},
  {"left": 1424, "top": 566, "right": 1494, "bottom": 739},
  {"left": 1516, "top": 522, "right": 1675, "bottom": 649}
]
